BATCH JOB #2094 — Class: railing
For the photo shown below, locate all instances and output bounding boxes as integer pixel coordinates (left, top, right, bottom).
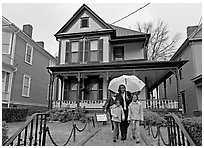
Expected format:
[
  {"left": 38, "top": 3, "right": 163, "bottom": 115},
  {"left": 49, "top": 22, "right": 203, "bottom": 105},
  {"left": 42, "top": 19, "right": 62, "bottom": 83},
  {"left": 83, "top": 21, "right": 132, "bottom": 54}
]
[
  {"left": 143, "top": 113, "right": 196, "bottom": 146},
  {"left": 3, "top": 113, "right": 49, "bottom": 146},
  {"left": 52, "top": 100, "right": 106, "bottom": 109},
  {"left": 140, "top": 99, "right": 179, "bottom": 110}
]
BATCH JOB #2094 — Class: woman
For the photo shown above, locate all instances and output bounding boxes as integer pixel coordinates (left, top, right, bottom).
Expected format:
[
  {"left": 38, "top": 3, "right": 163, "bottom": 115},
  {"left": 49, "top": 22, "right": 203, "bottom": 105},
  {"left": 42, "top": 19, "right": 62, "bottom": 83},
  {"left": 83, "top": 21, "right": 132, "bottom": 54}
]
[{"left": 115, "top": 84, "right": 132, "bottom": 141}]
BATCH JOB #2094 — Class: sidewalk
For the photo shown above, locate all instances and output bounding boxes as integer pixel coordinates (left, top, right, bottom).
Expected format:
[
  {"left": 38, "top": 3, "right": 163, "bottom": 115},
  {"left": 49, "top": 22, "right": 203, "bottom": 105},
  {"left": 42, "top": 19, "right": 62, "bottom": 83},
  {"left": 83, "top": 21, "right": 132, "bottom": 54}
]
[{"left": 84, "top": 121, "right": 147, "bottom": 146}]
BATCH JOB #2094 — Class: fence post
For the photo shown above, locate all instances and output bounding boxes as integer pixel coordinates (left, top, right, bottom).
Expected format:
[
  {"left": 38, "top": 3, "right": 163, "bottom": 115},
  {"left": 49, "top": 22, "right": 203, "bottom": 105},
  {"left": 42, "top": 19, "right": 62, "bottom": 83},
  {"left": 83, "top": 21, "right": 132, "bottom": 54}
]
[
  {"left": 73, "top": 124, "right": 76, "bottom": 142},
  {"left": 157, "top": 126, "right": 161, "bottom": 146}
]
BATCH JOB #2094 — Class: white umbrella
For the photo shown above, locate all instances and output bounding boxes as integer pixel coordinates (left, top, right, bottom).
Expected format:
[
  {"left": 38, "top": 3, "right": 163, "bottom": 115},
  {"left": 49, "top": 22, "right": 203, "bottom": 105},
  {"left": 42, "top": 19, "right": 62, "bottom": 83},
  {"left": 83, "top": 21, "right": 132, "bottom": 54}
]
[{"left": 108, "top": 75, "right": 145, "bottom": 93}]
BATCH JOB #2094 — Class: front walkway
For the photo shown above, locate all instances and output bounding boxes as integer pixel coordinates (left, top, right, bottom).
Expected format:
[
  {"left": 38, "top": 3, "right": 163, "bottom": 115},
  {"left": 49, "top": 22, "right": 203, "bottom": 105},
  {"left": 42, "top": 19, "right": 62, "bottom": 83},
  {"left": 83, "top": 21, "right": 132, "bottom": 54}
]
[{"left": 84, "top": 121, "right": 146, "bottom": 146}]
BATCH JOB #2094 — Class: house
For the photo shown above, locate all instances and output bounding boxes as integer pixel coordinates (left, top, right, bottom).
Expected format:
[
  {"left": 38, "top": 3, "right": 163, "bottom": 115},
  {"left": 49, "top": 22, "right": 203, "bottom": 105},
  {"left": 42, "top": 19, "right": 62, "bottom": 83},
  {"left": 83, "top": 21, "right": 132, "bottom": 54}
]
[
  {"left": 2, "top": 16, "right": 57, "bottom": 112},
  {"left": 159, "top": 25, "right": 202, "bottom": 117},
  {"left": 47, "top": 4, "right": 187, "bottom": 112}
]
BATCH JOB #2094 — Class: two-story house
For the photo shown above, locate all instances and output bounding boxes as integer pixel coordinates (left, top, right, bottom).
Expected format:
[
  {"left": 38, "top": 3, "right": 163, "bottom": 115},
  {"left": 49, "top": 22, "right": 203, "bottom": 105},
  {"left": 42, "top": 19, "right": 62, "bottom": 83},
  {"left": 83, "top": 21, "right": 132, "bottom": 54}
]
[
  {"left": 47, "top": 4, "right": 187, "bottom": 111},
  {"left": 2, "top": 16, "right": 57, "bottom": 113},
  {"left": 159, "top": 25, "right": 202, "bottom": 117}
]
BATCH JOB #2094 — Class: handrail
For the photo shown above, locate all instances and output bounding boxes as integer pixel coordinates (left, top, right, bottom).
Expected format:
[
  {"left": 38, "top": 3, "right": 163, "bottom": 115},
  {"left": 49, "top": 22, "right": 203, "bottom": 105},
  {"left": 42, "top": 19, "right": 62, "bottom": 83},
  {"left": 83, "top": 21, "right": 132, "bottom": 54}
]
[
  {"left": 3, "top": 112, "right": 49, "bottom": 146},
  {"left": 165, "top": 113, "right": 196, "bottom": 146},
  {"left": 143, "top": 113, "right": 196, "bottom": 146}
]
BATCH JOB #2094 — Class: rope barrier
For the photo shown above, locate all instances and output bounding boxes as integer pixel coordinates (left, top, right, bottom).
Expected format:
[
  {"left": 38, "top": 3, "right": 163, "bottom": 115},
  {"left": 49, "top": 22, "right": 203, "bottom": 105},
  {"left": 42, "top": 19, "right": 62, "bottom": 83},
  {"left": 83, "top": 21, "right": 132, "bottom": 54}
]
[
  {"left": 46, "top": 126, "right": 74, "bottom": 146},
  {"left": 75, "top": 121, "right": 88, "bottom": 132},
  {"left": 160, "top": 130, "right": 170, "bottom": 146},
  {"left": 150, "top": 126, "right": 158, "bottom": 138}
]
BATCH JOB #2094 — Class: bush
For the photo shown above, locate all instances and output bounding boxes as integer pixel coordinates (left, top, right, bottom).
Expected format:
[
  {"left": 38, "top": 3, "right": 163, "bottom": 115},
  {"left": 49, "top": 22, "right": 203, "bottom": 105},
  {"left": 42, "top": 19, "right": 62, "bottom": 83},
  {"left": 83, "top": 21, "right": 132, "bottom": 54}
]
[
  {"left": 47, "top": 106, "right": 87, "bottom": 123},
  {"left": 2, "top": 121, "right": 8, "bottom": 145},
  {"left": 2, "top": 108, "right": 28, "bottom": 122},
  {"left": 182, "top": 117, "right": 202, "bottom": 146},
  {"left": 144, "top": 109, "right": 167, "bottom": 126}
]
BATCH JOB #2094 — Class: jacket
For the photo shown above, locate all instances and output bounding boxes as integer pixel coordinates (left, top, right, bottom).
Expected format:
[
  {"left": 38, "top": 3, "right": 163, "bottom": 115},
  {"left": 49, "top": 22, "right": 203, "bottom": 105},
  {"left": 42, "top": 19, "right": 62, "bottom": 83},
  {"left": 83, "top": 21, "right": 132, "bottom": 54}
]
[
  {"left": 115, "top": 91, "right": 132, "bottom": 111},
  {"left": 127, "top": 101, "right": 144, "bottom": 121},
  {"left": 104, "top": 96, "right": 117, "bottom": 112},
  {"left": 110, "top": 104, "right": 125, "bottom": 122}
]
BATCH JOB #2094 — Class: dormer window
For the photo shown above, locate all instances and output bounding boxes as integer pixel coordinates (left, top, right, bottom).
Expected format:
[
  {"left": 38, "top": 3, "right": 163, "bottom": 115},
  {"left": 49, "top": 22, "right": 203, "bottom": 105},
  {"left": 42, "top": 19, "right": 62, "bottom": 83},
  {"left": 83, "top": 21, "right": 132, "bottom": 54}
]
[{"left": 81, "top": 17, "right": 89, "bottom": 28}]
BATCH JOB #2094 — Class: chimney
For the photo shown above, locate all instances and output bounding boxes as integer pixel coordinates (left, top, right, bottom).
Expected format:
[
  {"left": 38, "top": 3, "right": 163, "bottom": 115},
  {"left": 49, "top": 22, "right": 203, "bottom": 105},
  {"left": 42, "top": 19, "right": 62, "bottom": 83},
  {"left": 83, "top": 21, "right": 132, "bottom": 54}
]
[
  {"left": 187, "top": 26, "right": 198, "bottom": 37},
  {"left": 23, "top": 24, "right": 33, "bottom": 38},
  {"left": 36, "top": 41, "right": 44, "bottom": 48}
]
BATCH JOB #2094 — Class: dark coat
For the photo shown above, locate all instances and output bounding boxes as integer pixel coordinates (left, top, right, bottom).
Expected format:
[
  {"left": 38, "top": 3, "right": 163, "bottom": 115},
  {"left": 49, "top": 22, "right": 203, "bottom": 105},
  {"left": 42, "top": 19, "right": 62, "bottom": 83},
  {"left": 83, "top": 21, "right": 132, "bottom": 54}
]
[{"left": 115, "top": 91, "right": 132, "bottom": 111}]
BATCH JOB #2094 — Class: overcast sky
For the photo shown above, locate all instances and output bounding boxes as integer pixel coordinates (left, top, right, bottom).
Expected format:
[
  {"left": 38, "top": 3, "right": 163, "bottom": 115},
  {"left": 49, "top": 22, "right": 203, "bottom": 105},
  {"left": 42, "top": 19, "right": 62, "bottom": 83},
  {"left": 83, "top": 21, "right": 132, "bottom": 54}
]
[{"left": 2, "top": 0, "right": 202, "bottom": 57}]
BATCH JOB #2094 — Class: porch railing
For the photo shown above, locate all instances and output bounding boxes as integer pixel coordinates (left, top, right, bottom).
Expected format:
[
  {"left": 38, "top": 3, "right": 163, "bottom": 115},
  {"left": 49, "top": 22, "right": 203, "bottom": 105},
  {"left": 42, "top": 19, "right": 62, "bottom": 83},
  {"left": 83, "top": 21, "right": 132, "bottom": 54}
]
[
  {"left": 3, "top": 112, "right": 49, "bottom": 146},
  {"left": 52, "top": 100, "right": 106, "bottom": 109},
  {"left": 52, "top": 99, "right": 179, "bottom": 110},
  {"left": 140, "top": 99, "right": 179, "bottom": 110}
]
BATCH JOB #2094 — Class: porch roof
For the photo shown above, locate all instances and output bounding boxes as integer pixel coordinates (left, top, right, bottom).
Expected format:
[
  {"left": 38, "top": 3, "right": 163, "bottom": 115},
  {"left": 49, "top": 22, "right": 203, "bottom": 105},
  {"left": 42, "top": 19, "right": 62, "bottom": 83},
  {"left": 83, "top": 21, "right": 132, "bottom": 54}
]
[{"left": 47, "top": 60, "right": 188, "bottom": 91}]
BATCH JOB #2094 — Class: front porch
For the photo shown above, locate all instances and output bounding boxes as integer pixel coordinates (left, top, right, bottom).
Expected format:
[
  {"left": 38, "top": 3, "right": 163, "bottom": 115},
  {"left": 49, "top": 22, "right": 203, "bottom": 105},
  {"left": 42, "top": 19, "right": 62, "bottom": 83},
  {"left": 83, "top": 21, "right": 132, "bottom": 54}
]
[{"left": 47, "top": 60, "right": 187, "bottom": 112}]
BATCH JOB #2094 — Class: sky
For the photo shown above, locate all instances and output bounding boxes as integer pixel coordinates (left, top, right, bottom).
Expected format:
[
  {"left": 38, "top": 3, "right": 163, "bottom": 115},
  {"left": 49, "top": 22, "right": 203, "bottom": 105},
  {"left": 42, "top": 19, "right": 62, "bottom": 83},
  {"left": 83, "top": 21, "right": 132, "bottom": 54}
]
[{"left": 2, "top": 0, "right": 202, "bottom": 57}]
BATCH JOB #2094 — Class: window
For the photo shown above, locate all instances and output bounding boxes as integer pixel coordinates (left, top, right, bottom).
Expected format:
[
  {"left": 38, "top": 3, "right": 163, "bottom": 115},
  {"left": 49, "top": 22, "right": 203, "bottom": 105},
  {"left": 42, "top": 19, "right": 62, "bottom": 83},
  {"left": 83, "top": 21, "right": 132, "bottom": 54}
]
[
  {"left": 71, "top": 42, "right": 79, "bottom": 63},
  {"left": 22, "top": 75, "right": 31, "bottom": 97},
  {"left": 2, "top": 71, "right": 10, "bottom": 92},
  {"left": 169, "top": 77, "right": 172, "bottom": 85},
  {"left": 2, "top": 32, "right": 12, "bottom": 54},
  {"left": 81, "top": 17, "right": 89, "bottom": 28},
  {"left": 25, "top": 43, "right": 33, "bottom": 65},
  {"left": 113, "top": 46, "right": 124, "bottom": 61},
  {"left": 179, "top": 68, "right": 183, "bottom": 80},
  {"left": 90, "top": 40, "right": 98, "bottom": 61}
]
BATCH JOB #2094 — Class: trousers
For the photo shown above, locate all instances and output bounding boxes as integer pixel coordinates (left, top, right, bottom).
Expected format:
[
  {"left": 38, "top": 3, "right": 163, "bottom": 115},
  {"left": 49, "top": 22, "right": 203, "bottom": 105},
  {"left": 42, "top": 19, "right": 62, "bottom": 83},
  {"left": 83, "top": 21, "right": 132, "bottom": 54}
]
[{"left": 131, "top": 120, "right": 140, "bottom": 141}]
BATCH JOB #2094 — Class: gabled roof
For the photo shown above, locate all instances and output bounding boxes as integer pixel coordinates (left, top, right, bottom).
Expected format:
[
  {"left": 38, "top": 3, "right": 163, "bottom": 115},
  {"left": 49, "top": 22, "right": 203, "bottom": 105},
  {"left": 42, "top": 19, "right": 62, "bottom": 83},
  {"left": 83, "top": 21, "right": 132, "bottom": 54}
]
[
  {"left": 109, "top": 24, "right": 145, "bottom": 37},
  {"left": 171, "top": 24, "right": 202, "bottom": 61},
  {"left": 55, "top": 4, "right": 113, "bottom": 36}
]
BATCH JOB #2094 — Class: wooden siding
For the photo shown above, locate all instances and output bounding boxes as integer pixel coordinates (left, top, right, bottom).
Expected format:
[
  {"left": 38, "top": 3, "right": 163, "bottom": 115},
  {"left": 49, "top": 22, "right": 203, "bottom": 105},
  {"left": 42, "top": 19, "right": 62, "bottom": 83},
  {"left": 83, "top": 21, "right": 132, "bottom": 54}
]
[
  {"left": 163, "top": 45, "right": 198, "bottom": 116},
  {"left": 10, "top": 35, "right": 54, "bottom": 107}
]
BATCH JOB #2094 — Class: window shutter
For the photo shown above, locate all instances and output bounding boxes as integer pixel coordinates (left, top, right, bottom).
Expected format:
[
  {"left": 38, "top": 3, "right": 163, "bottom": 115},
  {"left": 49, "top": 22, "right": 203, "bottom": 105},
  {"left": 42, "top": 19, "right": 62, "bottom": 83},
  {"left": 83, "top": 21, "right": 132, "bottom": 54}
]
[
  {"left": 78, "top": 40, "right": 83, "bottom": 63},
  {"left": 84, "top": 40, "right": 90, "bottom": 62},
  {"left": 65, "top": 42, "right": 71, "bottom": 63},
  {"left": 98, "top": 39, "right": 103, "bottom": 62}
]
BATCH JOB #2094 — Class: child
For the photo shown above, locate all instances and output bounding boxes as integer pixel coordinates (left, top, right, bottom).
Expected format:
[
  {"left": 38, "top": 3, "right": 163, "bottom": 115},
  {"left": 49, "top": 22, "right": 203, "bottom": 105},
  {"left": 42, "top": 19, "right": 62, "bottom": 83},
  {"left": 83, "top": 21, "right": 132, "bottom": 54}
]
[
  {"left": 127, "top": 91, "right": 144, "bottom": 143},
  {"left": 110, "top": 100, "right": 125, "bottom": 142}
]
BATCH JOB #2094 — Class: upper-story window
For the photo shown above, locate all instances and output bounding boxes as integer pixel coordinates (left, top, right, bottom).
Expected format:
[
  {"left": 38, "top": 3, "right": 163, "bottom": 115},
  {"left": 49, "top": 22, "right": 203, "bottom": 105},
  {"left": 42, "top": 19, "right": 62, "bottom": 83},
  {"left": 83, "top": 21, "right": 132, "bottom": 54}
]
[
  {"left": 65, "top": 39, "right": 103, "bottom": 64},
  {"left": 80, "top": 17, "right": 89, "bottom": 28},
  {"left": 90, "top": 40, "right": 98, "bottom": 61},
  {"left": 25, "top": 43, "right": 33, "bottom": 65},
  {"left": 2, "top": 32, "right": 12, "bottom": 54},
  {"left": 22, "top": 74, "right": 31, "bottom": 97},
  {"left": 71, "top": 42, "right": 79, "bottom": 63},
  {"left": 113, "top": 46, "right": 124, "bottom": 61},
  {"left": 49, "top": 60, "right": 56, "bottom": 67}
]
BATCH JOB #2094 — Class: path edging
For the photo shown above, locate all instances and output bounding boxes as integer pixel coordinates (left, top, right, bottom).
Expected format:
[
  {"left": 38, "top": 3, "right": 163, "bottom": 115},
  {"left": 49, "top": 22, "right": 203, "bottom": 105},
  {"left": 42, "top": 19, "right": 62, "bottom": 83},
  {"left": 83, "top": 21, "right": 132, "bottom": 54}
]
[{"left": 140, "top": 127, "right": 153, "bottom": 146}]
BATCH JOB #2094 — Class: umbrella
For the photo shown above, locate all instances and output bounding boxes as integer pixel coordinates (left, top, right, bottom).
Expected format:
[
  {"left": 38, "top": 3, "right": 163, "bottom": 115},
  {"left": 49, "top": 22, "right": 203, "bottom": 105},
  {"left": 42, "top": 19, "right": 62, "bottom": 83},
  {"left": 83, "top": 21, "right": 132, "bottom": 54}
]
[{"left": 108, "top": 75, "right": 145, "bottom": 93}]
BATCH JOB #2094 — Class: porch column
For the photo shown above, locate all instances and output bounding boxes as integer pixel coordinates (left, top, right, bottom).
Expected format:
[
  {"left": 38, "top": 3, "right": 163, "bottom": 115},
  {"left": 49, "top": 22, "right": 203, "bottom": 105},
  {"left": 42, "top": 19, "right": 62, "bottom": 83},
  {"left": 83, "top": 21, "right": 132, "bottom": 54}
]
[
  {"left": 60, "top": 78, "right": 64, "bottom": 108},
  {"left": 175, "top": 68, "right": 182, "bottom": 112},
  {"left": 48, "top": 73, "right": 55, "bottom": 110},
  {"left": 77, "top": 73, "right": 80, "bottom": 108},
  {"left": 163, "top": 80, "right": 167, "bottom": 99}
]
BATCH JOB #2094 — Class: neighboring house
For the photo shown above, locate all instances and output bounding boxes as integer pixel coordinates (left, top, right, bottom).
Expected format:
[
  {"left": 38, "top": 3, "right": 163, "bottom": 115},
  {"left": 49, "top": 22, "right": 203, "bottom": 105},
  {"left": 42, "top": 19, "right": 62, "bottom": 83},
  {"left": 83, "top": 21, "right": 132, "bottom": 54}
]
[
  {"left": 47, "top": 4, "right": 187, "bottom": 111},
  {"left": 159, "top": 25, "right": 202, "bottom": 116},
  {"left": 2, "top": 16, "right": 57, "bottom": 112}
]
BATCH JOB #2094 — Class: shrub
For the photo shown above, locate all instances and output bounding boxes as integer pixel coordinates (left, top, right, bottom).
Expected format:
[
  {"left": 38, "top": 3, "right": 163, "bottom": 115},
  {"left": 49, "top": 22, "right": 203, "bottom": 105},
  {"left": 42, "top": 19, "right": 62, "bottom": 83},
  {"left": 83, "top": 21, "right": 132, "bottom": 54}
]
[
  {"left": 144, "top": 109, "right": 167, "bottom": 126},
  {"left": 47, "top": 106, "right": 87, "bottom": 123},
  {"left": 182, "top": 117, "right": 202, "bottom": 146},
  {"left": 2, "top": 121, "right": 8, "bottom": 145},
  {"left": 2, "top": 108, "right": 28, "bottom": 122}
]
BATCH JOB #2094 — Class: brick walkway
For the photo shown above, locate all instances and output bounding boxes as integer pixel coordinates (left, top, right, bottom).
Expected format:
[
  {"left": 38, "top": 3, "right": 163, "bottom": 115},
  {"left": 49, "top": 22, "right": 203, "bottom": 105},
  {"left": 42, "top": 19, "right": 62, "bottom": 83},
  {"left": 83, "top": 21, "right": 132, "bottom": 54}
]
[{"left": 84, "top": 121, "right": 146, "bottom": 146}]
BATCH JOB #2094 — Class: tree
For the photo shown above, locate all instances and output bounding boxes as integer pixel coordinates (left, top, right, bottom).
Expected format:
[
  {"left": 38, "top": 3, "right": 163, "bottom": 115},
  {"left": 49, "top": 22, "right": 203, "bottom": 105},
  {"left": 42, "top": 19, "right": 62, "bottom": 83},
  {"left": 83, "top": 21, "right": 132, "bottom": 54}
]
[{"left": 135, "top": 20, "right": 181, "bottom": 61}]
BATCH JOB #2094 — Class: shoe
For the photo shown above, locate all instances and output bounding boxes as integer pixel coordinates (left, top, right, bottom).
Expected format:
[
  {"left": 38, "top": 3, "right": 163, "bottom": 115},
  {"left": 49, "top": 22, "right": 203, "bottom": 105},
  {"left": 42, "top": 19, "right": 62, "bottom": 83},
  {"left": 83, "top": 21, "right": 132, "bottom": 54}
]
[
  {"left": 113, "top": 139, "right": 116, "bottom": 142},
  {"left": 132, "top": 136, "right": 136, "bottom": 139},
  {"left": 136, "top": 141, "right": 140, "bottom": 144},
  {"left": 111, "top": 130, "right": 113, "bottom": 132}
]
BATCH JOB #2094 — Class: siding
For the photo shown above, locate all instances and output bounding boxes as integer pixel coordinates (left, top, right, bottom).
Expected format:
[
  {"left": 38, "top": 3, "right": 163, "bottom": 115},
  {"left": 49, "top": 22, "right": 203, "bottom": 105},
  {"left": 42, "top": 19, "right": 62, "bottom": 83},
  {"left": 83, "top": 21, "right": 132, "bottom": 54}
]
[{"left": 11, "top": 35, "right": 51, "bottom": 107}]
